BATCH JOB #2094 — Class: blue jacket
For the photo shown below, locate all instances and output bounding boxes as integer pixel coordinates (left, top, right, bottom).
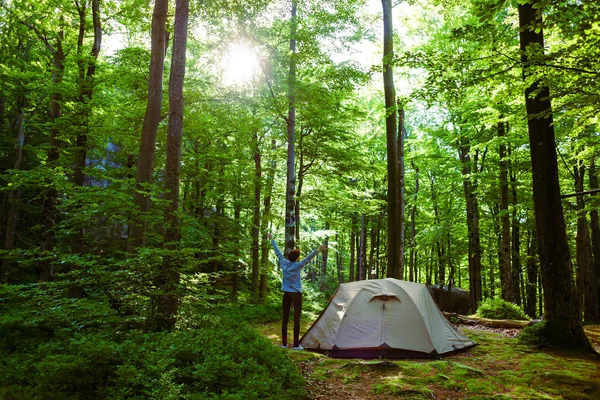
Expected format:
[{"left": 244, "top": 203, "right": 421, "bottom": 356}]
[{"left": 271, "top": 239, "right": 318, "bottom": 293}]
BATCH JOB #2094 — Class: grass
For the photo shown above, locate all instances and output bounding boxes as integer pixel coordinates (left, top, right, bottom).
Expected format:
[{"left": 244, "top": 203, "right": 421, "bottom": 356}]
[{"left": 255, "top": 319, "right": 600, "bottom": 399}]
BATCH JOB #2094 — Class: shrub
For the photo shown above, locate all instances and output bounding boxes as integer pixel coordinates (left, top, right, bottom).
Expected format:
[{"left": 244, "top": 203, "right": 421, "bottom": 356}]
[
  {"left": 475, "top": 298, "right": 529, "bottom": 320},
  {"left": 0, "top": 284, "right": 306, "bottom": 400},
  {"left": 518, "top": 321, "right": 549, "bottom": 348}
]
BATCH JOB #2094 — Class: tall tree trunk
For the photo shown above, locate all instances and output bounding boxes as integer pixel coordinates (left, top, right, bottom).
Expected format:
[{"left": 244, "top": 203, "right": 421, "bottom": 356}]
[
  {"left": 284, "top": 0, "right": 298, "bottom": 255},
  {"left": 589, "top": 163, "right": 600, "bottom": 316},
  {"left": 336, "top": 232, "right": 343, "bottom": 284},
  {"left": 525, "top": 229, "right": 538, "bottom": 317},
  {"left": 382, "top": 0, "right": 398, "bottom": 278},
  {"left": 518, "top": 0, "right": 590, "bottom": 350},
  {"left": 320, "top": 222, "right": 329, "bottom": 289},
  {"left": 459, "top": 136, "right": 482, "bottom": 311},
  {"left": 349, "top": 217, "right": 356, "bottom": 282},
  {"left": 251, "top": 130, "right": 261, "bottom": 297},
  {"left": 397, "top": 106, "right": 406, "bottom": 278},
  {"left": 259, "top": 147, "right": 276, "bottom": 301},
  {"left": 38, "top": 31, "right": 65, "bottom": 283},
  {"left": 509, "top": 144, "right": 522, "bottom": 306},
  {"left": 69, "top": 0, "right": 102, "bottom": 297},
  {"left": 498, "top": 121, "right": 514, "bottom": 302},
  {"left": 1, "top": 99, "right": 26, "bottom": 282},
  {"left": 368, "top": 215, "right": 377, "bottom": 280},
  {"left": 574, "top": 165, "right": 599, "bottom": 322},
  {"left": 409, "top": 162, "right": 419, "bottom": 282},
  {"left": 358, "top": 212, "right": 366, "bottom": 280},
  {"left": 152, "top": 0, "right": 188, "bottom": 331},
  {"left": 128, "top": 0, "right": 169, "bottom": 251}
]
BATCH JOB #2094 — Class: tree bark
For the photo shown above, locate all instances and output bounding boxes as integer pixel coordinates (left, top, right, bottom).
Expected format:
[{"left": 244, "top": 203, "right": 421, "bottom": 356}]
[
  {"left": 518, "top": 0, "right": 591, "bottom": 350},
  {"left": 525, "top": 229, "right": 538, "bottom": 318},
  {"left": 321, "top": 222, "right": 329, "bottom": 289},
  {"left": 251, "top": 130, "right": 261, "bottom": 297},
  {"left": 38, "top": 31, "right": 65, "bottom": 283},
  {"left": 382, "top": 0, "right": 398, "bottom": 279},
  {"left": 349, "top": 216, "right": 356, "bottom": 282},
  {"left": 153, "top": 0, "right": 188, "bottom": 331},
  {"left": 589, "top": 163, "right": 600, "bottom": 316},
  {"left": 409, "top": 162, "right": 419, "bottom": 282},
  {"left": 397, "top": 106, "right": 406, "bottom": 278},
  {"left": 1, "top": 99, "right": 26, "bottom": 282},
  {"left": 459, "top": 136, "right": 483, "bottom": 311},
  {"left": 574, "top": 165, "right": 599, "bottom": 322},
  {"left": 285, "top": 0, "right": 298, "bottom": 255},
  {"left": 498, "top": 121, "right": 514, "bottom": 302},
  {"left": 509, "top": 143, "right": 522, "bottom": 306},
  {"left": 259, "top": 145, "right": 276, "bottom": 301},
  {"left": 128, "top": 0, "right": 169, "bottom": 251}
]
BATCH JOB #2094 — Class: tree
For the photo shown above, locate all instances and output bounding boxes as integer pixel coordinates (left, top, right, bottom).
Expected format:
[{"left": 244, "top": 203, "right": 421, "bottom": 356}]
[
  {"left": 382, "top": 0, "right": 399, "bottom": 279},
  {"left": 128, "top": 0, "right": 169, "bottom": 251},
  {"left": 152, "top": 0, "right": 189, "bottom": 331},
  {"left": 517, "top": 0, "right": 591, "bottom": 350}
]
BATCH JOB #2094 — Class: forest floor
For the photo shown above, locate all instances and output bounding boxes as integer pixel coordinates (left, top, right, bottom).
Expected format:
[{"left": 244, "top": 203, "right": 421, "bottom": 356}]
[{"left": 255, "top": 319, "right": 600, "bottom": 399}]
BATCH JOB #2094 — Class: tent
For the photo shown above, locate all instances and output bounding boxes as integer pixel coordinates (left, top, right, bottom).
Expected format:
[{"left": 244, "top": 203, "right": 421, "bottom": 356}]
[{"left": 300, "top": 278, "right": 476, "bottom": 359}]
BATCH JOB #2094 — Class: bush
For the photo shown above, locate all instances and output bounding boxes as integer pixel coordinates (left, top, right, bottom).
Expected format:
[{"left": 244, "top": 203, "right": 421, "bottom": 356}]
[
  {"left": 518, "top": 321, "right": 549, "bottom": 348},
  {"left": 475, "top": 298, "right": 529, "bottom": 320},
  {"left": 0, "top": 285, "right": 306, "bottom": 400}
]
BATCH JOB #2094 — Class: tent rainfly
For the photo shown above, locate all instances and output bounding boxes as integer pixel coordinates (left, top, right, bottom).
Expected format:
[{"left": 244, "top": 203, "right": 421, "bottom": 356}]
[{"left": 300, "top": 278, "right": 476, "bottom": 359}]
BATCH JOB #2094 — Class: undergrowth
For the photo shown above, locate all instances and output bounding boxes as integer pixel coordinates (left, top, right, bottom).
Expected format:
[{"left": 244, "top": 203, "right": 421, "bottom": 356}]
[
  {"left": 0, "top": 283, "right": 306, "bottom": 400},
  {"left": 475, "top": 298, "right": 529, "bottom": 320}
]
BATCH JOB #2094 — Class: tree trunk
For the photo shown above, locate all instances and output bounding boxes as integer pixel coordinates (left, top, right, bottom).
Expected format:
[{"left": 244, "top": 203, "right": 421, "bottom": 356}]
[
  {"left": 358, "top": 212, "right": 366, "bottom": 280},
  {"left": 409, "top": 162, "right": 419, "bottom": 282},
  {"left": 1, "top": 102, "right": 26, "bottom": 282},
  {"left": 382, "top": 0, "right": 398, "bottom": 279},
  {"left": 397, "top": 106, "right": 406, "bottom": 278},
  {"left": 128, "top": 0, "right": 168, "bottom": 251},
  {"left": 38, "top": 32, "right": 65, "bottom": 283},
  {"left": 518, "top": 0, "right": 591, "bottom": 350},
  {"left": 336, "top": 232, "right": 343, "bottom": 284},
  {"left": 589, "top": 163, "right": 600, "bottom": 316},
  {"left": 349, "top": 217, "right": 356, "bottom": 282},
  {"left": 459, "top": 136, "right": 483, "bottom": 311},
  {"left": 498, "top": 121, "right": 514, "bottom": 302},
  {"left": 509, "top": 144, "right": 522, "bottom": 306},
  {"left": 574, "top": 165, "right": 598, "bottom": 322},
  {"left": 321, "top": 222, "right": 329, "bottom": 289},
  {"left": 69, "top": 0, "right": 102, "bottom": 297},
  {"left": 284, "top": 0, "right": 298, "bottom": 255},
  {"left": 525, "top": 228, "right": 538, "bottom": 318},
  {"left": 251, "top": 130, "right": 261, "bottom": 297},
  {"left": 259, "top": 146, "right": 276, "bottom": 301},
  {"left": 152, "top": 0, "right": 188, "bottom": 331}
]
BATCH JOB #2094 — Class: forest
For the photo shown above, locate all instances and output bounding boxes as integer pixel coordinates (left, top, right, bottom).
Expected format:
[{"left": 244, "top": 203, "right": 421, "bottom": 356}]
[{"left": 1, "top": 0, "right": 599, "bottom": 398}]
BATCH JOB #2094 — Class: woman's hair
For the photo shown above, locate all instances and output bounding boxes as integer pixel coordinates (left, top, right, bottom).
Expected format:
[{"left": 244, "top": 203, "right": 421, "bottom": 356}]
[{"left": 287, "top": 249, "right": 300, "bottom": 262}]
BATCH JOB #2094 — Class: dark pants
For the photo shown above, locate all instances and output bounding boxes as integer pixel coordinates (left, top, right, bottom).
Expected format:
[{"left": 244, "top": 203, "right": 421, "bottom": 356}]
[{"left": 282, "top": 291, "right": 302, "bottom": 347}]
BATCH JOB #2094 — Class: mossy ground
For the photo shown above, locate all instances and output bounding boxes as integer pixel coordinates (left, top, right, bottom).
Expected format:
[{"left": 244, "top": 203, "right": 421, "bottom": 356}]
[{"left": 255, "top": 320, "right": 600, "bottom": 399}]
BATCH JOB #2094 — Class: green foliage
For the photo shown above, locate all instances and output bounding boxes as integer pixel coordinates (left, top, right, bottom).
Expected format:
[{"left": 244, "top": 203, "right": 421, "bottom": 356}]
[
  {"left": 475, "top": 298, "right": 529, "bottom": 320},
  {"left": 518, "top": 321, "right": 550, "bottom": 348},
  {"left": 0, "top": 284, "right": 306, "bottom": 400}
]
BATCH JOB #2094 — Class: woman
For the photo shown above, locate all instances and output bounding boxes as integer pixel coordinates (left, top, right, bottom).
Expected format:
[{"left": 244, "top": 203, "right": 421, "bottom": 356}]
[{"left": 268, "top": 232, "right": 326, "bottom": 350}]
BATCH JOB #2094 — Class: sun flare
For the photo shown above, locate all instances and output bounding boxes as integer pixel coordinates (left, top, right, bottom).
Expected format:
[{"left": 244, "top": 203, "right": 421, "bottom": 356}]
[{"left": 221, "top": 43, "right": 260, "bottom": 86}]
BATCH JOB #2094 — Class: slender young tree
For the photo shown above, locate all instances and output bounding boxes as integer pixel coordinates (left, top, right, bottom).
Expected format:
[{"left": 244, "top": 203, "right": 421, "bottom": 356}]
[{"left": 517, "top": 0, "right": 591, "bottom": 349}]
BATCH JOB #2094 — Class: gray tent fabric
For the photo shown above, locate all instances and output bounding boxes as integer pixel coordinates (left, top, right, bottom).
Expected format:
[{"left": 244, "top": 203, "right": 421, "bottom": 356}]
[{"left": 299, "top": 278, "right": 476, "bottom": 359}]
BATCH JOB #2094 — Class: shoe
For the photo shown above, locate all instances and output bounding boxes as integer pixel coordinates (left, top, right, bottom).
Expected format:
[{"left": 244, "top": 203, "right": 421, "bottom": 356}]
[
  {"left": 292, "top": 345, "right": 304, "bottom": 350},
  {"left": 281, "top": 344, "right": 288, "bottom": 349}
]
